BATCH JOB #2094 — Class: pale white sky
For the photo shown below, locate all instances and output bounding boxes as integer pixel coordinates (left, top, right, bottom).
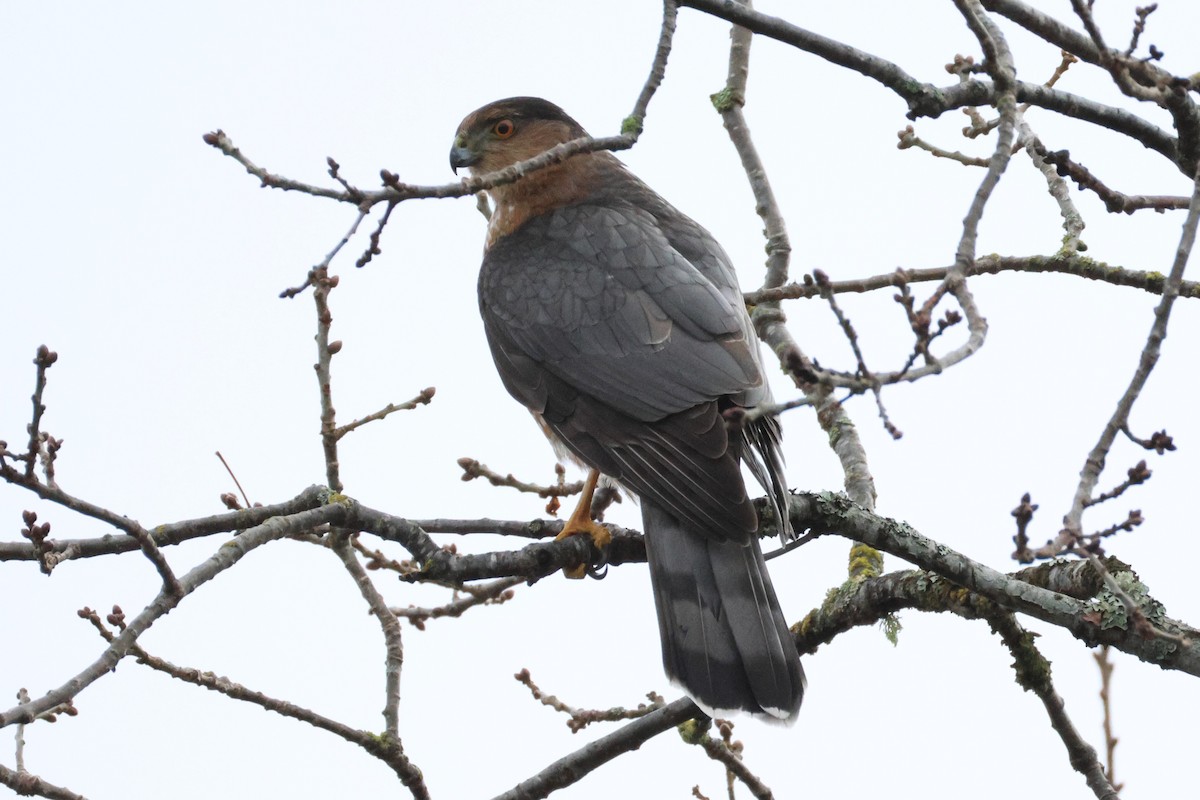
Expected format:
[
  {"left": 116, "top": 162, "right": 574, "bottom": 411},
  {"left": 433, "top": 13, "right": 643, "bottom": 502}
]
[{"left": 3, "top": 2, "right": 1198, "bottom": 798}]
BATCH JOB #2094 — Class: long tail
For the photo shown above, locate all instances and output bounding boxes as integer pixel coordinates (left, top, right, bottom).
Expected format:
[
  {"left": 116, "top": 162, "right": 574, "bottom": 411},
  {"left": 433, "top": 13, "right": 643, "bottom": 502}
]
[{"left": 641, "top": 499, "right": 805, "bottom": 721}]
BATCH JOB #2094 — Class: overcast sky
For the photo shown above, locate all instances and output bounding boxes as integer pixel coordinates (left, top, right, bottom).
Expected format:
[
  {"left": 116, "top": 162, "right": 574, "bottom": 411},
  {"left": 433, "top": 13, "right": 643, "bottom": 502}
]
[{"left": 3, "top": 2, "right": 1199, "bottom": 798}]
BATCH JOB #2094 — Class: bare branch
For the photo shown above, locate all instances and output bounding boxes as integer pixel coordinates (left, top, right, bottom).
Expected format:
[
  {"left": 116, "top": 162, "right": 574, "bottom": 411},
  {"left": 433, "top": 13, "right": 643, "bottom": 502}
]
[
  {"left": 623, "top": 0, "right": 680, "bottom": 136},
  {"left": 204, "top": 126, "right": 647, "bottom": 223},
  {"left": 679, "top": 0, "right": 1182, "bottom": 168},
  {"left": 329, "top": 533, "right": 407, "bottom": 742},
  {"left": 1064, "top": 170, "right": 1200, "bottom": 535},
  {"left": 23, "top": 345, "right": 57, "bottom": 481},
  {"left": 355, "top": 200, "right": 396, "bottom": 269},
  {"left": 0, "top": 763, "right": 87, "bottom": 800},
  {"left": 390, "top": 577, "right": 521, "bottom": 629},
  {"left": 1122, "top": 425, "right": 1175, "bottom": 454},
  {"left": 0, "top": 485, "right": 329, "bottom": 564},
  {"left": 215, "top": 451, "right": 253, "bottom": 509},
  {"left": 513, "top": 668, "right": 665, "bottom": 733},
  {"left": 744, "top": 253, "right": 1200, "bottom": 305},
  {"left": 336, "top": 387, "right": 436, "bottom": 440},
  {"left": 785, "top": 492, "right": 1199, "bottom": 675},
  {"left": 707, "top": 0, "right": 880, "bottom": 515},
  {"left": 946, "top": 0, "right": 1016, "bottom": 359},
  {"left": 77, "top": 607, "right": 429, "bottom": 798},
  {"left": 456, "top": 457, "right": 585, "bottom": 500},
  {"left": 1011, "top": 492, "right": 1039, "bottom": 563},
  {"left": 987, "top": 613, "right": 1119, "bottom": 799},
  {"left": 679, "top": 0, "right": 944, "bottom": 118},
  {"left": 1093, "top": 646, "right": 1124, "bottom": 793},
  {"left": 812, "top": 269, "right": 902, "bottom": 439},
  {"left": 1124, "top": 4, "right": 1158, "bottom": 59},
  {"left": 399, "top": 520, "right": 643, "bottom": 584},
  {"left": 489, "top": 697, "right": 700, "bottom": 800},
  {"left": 682, "top": 718, "right": 775, "bottom": 800},
  {"left": 0, "top": 501, "right": 343, "bottom": 727},
  {"left": 1015, "top": 118, "right": 1086, "bottom": 251},
  {"left": 897, "top": 125, "right": 992, "bottom": 166},
  {"left": 1085, "top": 461, "right": 1151, "bottom": 509},
  {"left": 313, "top": 268, "right": 342, "bottom": 492},
  {"left": 1038, "top": 145, "right": 1191, "bottom": 213}
]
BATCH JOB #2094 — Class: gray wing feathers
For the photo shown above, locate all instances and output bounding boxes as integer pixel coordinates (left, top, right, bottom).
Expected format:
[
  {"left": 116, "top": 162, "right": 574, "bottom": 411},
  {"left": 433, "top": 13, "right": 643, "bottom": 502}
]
[{"left": 481, "top": 203, "right": 762, "bottom": 423}]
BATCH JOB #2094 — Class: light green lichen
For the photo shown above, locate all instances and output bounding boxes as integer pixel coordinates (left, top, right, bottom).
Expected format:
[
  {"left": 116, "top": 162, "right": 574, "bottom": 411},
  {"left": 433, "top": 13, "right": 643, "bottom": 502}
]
[
  {"left": 677, "top": 717, "right": 711, "bottom": 744},
  {"left": 881, "top": 613, "right": 902, "bottom": 646},
  {"left": 710, "top": 87, "right": 740, "bottom": 112},
  {"left": 1087, "top": 568, "right": 1168, "bottom": 631}
]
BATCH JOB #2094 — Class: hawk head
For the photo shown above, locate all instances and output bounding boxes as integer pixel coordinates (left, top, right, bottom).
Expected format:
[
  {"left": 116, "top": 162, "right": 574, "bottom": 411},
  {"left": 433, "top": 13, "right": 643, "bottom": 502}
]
[{"left": 450, "top": 97, "right": 587, "bottom": 176}]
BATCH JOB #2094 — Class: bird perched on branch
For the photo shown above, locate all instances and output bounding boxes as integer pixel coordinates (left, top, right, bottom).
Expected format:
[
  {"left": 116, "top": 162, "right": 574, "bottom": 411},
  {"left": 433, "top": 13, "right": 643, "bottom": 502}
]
[{"left": 450, "top": 97, "right": 804, "bottom": 721}]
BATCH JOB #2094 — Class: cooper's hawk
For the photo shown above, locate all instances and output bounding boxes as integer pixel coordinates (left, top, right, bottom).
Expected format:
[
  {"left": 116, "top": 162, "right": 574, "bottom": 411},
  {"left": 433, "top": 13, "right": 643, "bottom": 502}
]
[{"left": 450, "top": 97, "right": 804, "bottom": 721}]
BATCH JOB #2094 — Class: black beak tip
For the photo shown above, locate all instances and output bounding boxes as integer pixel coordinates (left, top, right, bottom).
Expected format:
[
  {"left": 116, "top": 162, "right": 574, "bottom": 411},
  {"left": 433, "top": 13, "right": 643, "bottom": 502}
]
[{"left": 449, "top": 145, "right": 476, "bottom": 175}]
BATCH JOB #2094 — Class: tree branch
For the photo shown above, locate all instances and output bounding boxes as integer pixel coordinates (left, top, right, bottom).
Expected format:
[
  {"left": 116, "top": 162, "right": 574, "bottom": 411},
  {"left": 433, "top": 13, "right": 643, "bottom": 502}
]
[
  {"left": 489, "top": 697, "right": 700, "bottom": 800},
  {"left": 330, "top": 533, "right": 407, "bottom": 741},
  {"left": 677, "top": 0, "right": 1182, "bottom": 170},
  {"left": 77, "top": 607, "right": 429, "bottom": 798},
  {"left": 0, "top": 485, "right": 330, "bottom": 564},
  {"left": 0, "top": 501, "right": 345, "bottom": 727},
  {"left": 0, "top": 763, "right": 87, "bottom": 800},
  {"left": 743, "top": 253, "right": 1200, "bottom": 305},
  {"left": 1064, "top": 170, "right": 1200, "bottom": 535}
]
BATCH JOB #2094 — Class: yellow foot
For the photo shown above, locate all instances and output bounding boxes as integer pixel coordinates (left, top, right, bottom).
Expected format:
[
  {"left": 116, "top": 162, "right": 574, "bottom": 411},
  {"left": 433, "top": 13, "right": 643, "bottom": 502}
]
[{"left": 555, "top": 469, "right": 611, "bottom": 579}]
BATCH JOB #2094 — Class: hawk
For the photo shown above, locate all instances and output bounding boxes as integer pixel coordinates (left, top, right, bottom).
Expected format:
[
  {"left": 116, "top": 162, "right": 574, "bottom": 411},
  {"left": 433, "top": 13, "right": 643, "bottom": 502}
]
[{"left": 450, "top": 97, "right": 804, "bottom": 721}]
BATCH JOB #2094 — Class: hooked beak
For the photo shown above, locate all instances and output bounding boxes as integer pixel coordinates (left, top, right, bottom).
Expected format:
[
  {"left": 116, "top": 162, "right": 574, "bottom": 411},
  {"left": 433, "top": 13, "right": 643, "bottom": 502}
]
[{"left": 449, "top": 142, "right": 478, "bottom": 175}]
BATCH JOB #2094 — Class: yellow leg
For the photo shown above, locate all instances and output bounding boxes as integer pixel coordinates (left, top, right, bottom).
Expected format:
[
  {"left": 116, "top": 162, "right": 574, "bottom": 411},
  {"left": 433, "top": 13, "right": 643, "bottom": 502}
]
[{"left": 555, "top": 469, "right": 612, "bottom": 579}]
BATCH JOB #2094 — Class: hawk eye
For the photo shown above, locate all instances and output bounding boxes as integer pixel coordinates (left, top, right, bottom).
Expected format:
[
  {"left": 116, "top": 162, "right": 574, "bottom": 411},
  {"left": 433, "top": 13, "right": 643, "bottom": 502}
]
[{"left": 492, "top": 119, "right": 516, "bottom": 139}]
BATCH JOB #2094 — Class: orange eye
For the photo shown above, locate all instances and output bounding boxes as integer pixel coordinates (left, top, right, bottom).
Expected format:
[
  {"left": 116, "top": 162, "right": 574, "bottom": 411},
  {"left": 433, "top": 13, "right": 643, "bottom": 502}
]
[{"left": 493, "top": 119, "right": 515, "bottom": 139}]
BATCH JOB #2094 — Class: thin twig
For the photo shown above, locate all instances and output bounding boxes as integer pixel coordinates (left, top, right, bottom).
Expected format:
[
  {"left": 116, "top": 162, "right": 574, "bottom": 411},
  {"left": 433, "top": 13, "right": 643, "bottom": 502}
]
[
  {"left": 0, "top": 486, "right": 329, "bottom": 564},
  {"left": 684, "top": 718, "right": 774, "bottom": 800},
  {"left": 514, "top": 668, "right": 666, "bottom": 733},
  {"left": 948, "top": 0, "right": 1014, "bottom": 346},
  {"left": 679, "top": 0, "right": 1181, "bottom": 170},
  {"left": 23, "top": 346, "right": 57, "bottom": 480},
  {"left": 356, "top": 200, "right": 396, "bottom": 269},
  {"left": 456, "top": 457, "right": 585, "bottom": 500},
  {"left": 744, "top": 253, "right": 1200, "bottom": 305},
  {"left": 330, "top": 533, "right": 406, "bottom": 740},
  {"left": 1038, "top": 145, "right": 1191, "bottom": 214},
  {"left": 489, "top": 697, "right": 700, "bottom": 800},
  {"left": 390, "top": 576, "right": 522, "bottom": 630},
  {"left": 624, "top": 0, "right": 679, "bottom": 136},
  {"left": 335, "top": 387, "right": 436, "bottom": 440},
  {"left": 1064, "top": 169, "right": 1200, "bottom": 542},
  {"left": 1017, "top": 120, "right": 1086, "bottom": 251},
  {"left": 812, "top": 270, "right": 901, "bottom": 439},
  {"left": 1093, "top": 645, "right": 1124, "bottom": 793},
  {"left": 1124, "top": 4, "right": 1158, "bottom": 59},
  {"left": 1084, "top": 461, "right": 1151, "bottom": 509},
  {"left": 1011, "top": 492, "right": 1039, "bottom": 562},
  {"left": 312, "top": 268, "right": 342, "bottom": 492},
  {"left": 897, "top": 125, "right": 992, "bottom": 166},
  {"left": 77, "top": 607, "right": 429, "bottom": 798},
  {"left": 215, "top": 451, "right": 253, "bottom": 508},
  {"left": 206, "top": 128, "right": 641, "bottom": 214},
  {"left": 0, "top": 763, "right": 87, "bottom": 800},
  {"left": 988, "top": 612, "right": 1118, "bottom": 799},
  {"left": 0, "top": 502, "right": 344, "bottom": 727}
]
